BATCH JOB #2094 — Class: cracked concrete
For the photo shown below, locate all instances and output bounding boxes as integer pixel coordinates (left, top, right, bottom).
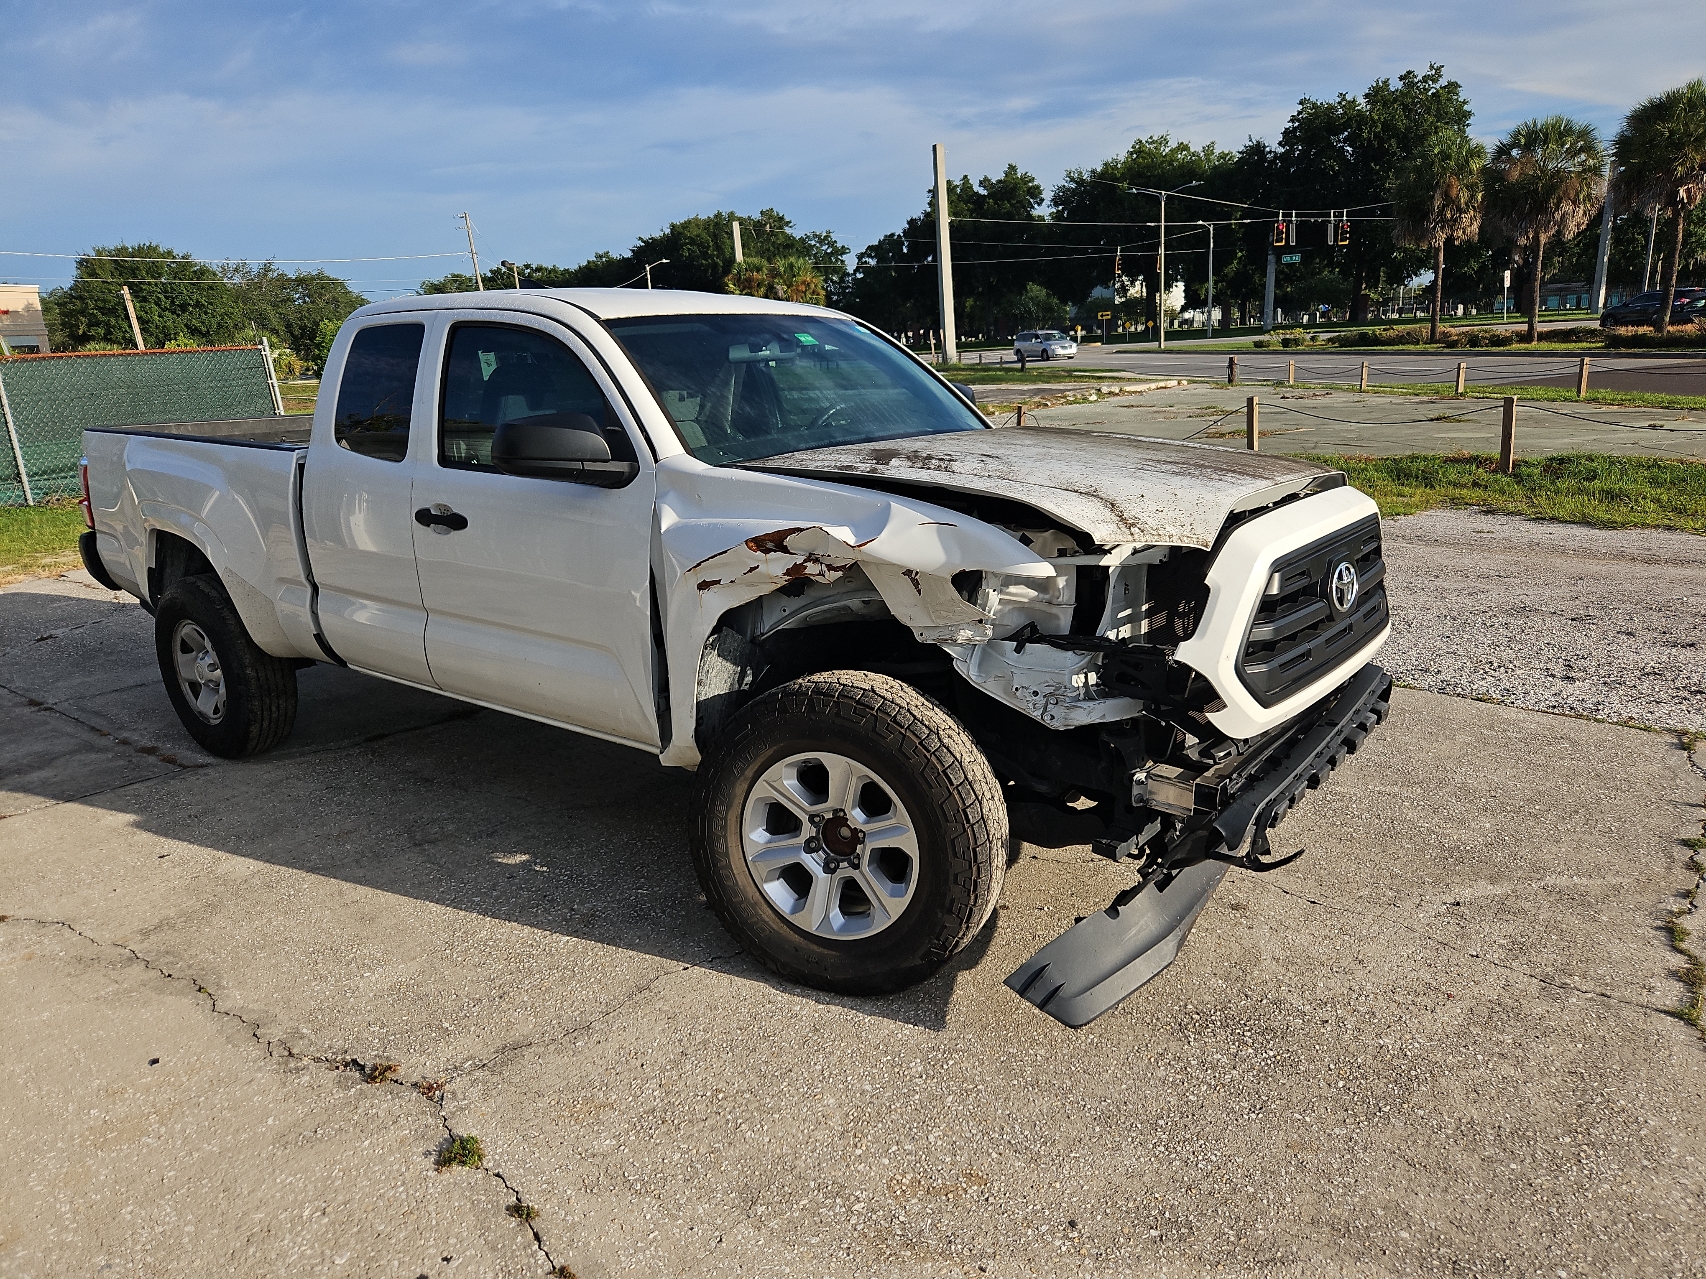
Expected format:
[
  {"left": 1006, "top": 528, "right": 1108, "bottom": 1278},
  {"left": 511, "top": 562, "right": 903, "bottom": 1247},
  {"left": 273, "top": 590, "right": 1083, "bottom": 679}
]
[{"left": 3, "top": 569, "right": 1705, "bottom": 1276}]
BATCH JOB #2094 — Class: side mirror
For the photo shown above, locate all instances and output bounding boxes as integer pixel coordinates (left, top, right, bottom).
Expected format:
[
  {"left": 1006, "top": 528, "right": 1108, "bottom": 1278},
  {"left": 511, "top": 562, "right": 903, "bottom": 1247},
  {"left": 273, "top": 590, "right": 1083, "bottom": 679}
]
[{"left": 491, "top": 412, "right": 640, "bottom": 487}]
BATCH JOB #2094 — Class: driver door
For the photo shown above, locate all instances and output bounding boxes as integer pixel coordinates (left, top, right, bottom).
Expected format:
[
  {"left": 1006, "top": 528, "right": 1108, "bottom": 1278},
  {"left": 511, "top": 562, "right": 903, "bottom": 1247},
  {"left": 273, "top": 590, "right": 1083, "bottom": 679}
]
[{"left": 410, "top": 315, "right": 660, "bottom": 748}]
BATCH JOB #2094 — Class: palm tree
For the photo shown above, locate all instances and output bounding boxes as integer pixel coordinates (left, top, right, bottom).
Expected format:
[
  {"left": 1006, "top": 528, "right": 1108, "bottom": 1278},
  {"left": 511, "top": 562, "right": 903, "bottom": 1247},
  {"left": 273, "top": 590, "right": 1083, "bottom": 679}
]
[
  {"left": 1391, "top": 132, "right": 1488, "bottom": 342},
  {"left": 1483, "top": 117, "right": 1606, "bottom": 343},
  {"left": 1612, "top": 79, "right": 1706, "bottom": 334}
]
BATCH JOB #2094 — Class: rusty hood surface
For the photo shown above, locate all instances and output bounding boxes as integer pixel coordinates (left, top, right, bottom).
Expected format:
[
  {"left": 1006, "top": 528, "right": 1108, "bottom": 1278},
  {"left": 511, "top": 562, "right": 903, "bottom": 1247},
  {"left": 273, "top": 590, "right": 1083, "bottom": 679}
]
[{"left": 748, "top": 427, "right": 1338, "bottom": 549}]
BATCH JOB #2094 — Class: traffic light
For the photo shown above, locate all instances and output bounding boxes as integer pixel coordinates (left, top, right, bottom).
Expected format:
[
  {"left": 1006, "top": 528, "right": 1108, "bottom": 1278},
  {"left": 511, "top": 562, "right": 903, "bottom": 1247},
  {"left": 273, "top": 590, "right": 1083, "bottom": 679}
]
[
  {"left": 1337, "top": 220, "right": 1351, "bottom": 246},
  {"left": 1272, "top": 220, "right": 1288, "bottom": 247}
]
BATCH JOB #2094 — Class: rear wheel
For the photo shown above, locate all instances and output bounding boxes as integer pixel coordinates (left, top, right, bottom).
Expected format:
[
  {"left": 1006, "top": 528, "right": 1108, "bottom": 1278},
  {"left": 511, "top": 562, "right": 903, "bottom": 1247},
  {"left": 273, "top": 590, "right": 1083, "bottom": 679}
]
[
  {"left": 155, "top": 575, "right": 298, "bottom": 758},
  {"left": 690, "top": 671, "right": 1005, "bottom": 994}
]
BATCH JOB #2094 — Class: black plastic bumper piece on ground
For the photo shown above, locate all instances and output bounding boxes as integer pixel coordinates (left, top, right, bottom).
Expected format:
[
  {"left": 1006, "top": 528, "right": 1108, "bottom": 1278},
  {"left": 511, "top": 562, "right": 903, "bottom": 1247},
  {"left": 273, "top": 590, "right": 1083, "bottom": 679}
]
[
  {"left": 1005, "top": 852, "right": 1228, "bottom": 1028},
  {"left": 1005, "top": 662, "right": 1392, "bottom": 1028},
  {"left": 78, "top": 530, "right": 124, "bottom": 592}
]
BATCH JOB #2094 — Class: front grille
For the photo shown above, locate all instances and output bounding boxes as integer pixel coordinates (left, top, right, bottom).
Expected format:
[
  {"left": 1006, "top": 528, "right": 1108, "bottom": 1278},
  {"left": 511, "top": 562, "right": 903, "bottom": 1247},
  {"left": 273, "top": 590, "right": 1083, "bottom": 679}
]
[{"left": 1236, "top": 514, "right": 1388, "bottom": 706}]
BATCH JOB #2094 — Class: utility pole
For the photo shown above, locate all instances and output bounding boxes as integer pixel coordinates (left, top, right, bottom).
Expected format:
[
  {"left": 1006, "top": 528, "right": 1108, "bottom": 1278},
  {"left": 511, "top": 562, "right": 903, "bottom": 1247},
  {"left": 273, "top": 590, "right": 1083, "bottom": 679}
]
[
  {"left": 1643, "top": 206, "right": 1658, "bottom": 291},
  {"left": 120, "top": 286, "right": 145, "bottom": 350},
  {"left": 1203, "top": 222, "right": 1215, "bottom": 339},
  {"left": 932, "top": 143, "right": 958, "bottom": 364},
  {"left": 459, "top": 212, "right": 484, "bottom": 290},
  {"left": 1589, "top": 181, "right": 1613, "bottom": 312},
  {"left": 1157, "top": 193, "right": 1167, "bottom": 349},
  {"left": 732, "top": 219, "right": 744, "bottom": 264},
  {"left": 1262, "top": 249, "right": 1276, "bottom": 332}
]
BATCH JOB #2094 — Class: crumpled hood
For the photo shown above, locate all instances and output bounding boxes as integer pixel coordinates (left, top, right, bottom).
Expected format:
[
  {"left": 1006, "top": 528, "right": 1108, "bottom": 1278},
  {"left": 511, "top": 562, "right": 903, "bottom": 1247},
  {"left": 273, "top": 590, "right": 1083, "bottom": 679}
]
[{"left": 750, "top": 426, "right": 1338, "bottom": 549}]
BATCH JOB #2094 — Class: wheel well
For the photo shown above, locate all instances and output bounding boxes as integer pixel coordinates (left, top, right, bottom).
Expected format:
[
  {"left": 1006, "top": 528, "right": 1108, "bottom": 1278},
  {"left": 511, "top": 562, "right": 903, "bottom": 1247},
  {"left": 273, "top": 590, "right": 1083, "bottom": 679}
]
[{"left": 147, "top": 531, "right": 217, "bottom": 605}]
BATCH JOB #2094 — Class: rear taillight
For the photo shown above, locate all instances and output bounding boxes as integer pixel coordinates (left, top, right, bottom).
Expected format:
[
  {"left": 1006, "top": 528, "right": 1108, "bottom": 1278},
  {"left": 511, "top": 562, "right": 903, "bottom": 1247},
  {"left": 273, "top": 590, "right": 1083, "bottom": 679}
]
[{"left": 79, "top": 458, "right": 95, "bottom": 529}]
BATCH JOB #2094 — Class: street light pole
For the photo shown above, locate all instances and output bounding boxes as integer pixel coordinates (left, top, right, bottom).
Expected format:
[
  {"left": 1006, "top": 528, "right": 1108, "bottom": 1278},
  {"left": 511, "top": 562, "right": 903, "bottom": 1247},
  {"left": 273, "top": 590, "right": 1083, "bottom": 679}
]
[{"left": 644, "top": 258, "right": 670, "bottom": 289}]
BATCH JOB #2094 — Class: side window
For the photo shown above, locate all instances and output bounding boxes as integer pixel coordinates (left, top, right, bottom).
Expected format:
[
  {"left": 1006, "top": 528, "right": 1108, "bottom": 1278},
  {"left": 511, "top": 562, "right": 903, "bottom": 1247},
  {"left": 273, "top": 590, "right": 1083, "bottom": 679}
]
[
  {"left": 333, "top": 324, "right": 425, "bottom": 462},
  {"left": 438, "top": 324, "right": 636, "bottom": 471}
]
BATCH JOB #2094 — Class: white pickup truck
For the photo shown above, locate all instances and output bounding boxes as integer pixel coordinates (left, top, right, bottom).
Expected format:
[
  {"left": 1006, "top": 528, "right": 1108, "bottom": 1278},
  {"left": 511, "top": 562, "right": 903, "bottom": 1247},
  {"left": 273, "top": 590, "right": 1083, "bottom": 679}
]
[{"left": 79, "top": 290, "right": 1392, "bottom": 1026}]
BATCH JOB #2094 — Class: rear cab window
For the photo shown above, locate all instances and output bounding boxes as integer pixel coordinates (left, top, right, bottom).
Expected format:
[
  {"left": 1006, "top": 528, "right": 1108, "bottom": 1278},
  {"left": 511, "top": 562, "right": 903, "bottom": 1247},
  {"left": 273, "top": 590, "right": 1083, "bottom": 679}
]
[{"left": 334, "top": 324, "right": 425, "bottom": 462}]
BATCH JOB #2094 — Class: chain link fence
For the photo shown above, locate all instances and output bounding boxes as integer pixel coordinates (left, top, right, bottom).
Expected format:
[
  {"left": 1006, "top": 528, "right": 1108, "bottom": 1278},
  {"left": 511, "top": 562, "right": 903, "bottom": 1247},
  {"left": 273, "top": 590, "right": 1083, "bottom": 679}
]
[{"left": 0, "top": 345, "right": 281, "bottom": 505}]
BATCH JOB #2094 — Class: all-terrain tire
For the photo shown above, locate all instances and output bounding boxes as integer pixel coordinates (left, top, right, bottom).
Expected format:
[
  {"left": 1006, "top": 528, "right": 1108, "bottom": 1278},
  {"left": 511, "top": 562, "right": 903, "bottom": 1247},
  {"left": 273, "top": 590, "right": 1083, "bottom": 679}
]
[
  {"left": 154, "top": 575, "right": 298, "bottom": 758},
  {"left": 690, "top": 670, "right": 1006, "bottom": 995}
]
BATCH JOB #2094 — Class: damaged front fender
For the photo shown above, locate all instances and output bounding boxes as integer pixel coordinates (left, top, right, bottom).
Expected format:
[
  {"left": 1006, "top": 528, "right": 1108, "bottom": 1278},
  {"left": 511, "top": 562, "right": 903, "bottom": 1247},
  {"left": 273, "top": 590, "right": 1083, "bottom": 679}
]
[{"left": 655, "top": 457, "right": 1056, "bottom": 767}]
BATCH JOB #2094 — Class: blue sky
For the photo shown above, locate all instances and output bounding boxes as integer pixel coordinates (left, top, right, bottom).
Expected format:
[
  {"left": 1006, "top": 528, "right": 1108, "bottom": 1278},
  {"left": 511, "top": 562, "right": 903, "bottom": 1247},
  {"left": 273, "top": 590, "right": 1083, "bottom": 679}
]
[{"left": 3, "top": 1, "right": 1699, "bottom": 298}]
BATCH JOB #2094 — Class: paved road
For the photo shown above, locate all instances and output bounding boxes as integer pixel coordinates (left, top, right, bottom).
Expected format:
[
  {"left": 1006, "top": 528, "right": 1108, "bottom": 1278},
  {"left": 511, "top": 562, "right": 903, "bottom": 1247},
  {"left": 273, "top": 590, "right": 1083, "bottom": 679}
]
[
  {"left": 1072, "top": 349, "right": 1706, "bottom": 398},
  {"left": 3, "top": 556, "right": 1703, "bottom": 1277}
]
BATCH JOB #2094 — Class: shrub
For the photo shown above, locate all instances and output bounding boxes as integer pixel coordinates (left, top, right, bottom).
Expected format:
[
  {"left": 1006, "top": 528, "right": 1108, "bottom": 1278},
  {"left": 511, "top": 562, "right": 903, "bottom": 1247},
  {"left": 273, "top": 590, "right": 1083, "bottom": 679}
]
[{"left": 1601, "top": 323, "right": 1706, "bottom": 350}]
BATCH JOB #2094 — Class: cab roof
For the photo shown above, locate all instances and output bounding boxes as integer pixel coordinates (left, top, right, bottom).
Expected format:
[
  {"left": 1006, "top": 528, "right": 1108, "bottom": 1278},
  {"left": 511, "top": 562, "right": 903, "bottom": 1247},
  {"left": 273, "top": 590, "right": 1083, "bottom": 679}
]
[{"left": 355, "top": 288, "right": 836, "bottom": 323}]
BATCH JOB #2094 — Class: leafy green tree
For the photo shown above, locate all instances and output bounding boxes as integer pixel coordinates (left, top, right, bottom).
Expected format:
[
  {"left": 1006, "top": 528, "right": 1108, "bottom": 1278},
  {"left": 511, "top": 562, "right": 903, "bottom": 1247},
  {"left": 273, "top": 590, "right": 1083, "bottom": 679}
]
[
  {"left": 1484, "top": 116, "right": 1607, "bottom": 341},
  {"left": 1011, "top": 283, "right": 1067, "bottom": 329},
  {"left": 1391, "top": 132, "right": 1488, "bottom": 340},
  {"left": 225, "top": 262, "right": 367, "bottom": 361},
  {"left": 1051, "top": 136, "right": 1241, "bottom": 333},
  {"left": 422, "top": 211, "right": 849, "bottom": 301},
  {"left": 1611, "top": 78, "right": 1706, "bottom": 332},
  {"left": 49, "top": 244, "right": 247, "bottom": 350},
  {"left": 844, "top": 165, "right": 1047, "bottom": 338},
  {"left": 1266, "top": 66, "right": 1472, "bottom": 320}
]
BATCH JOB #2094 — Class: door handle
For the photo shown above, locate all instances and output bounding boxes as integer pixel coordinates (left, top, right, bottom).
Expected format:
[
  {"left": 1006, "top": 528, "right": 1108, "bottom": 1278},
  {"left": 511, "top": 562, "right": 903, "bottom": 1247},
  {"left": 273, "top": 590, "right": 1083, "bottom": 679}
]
[{"left": 414, "top": 505, "right": 469, "bottom": 533}]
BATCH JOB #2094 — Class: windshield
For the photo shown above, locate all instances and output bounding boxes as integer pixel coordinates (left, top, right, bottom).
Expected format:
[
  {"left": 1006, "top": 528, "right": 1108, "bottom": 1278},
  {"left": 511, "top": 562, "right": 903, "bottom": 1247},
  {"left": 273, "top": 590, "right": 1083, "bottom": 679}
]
[
  {"left": 1038, "top": 331, "right": 1068, "bottom": 341},
  {"left": 604, "top": 313, "right": 985, "bottom": 464}
]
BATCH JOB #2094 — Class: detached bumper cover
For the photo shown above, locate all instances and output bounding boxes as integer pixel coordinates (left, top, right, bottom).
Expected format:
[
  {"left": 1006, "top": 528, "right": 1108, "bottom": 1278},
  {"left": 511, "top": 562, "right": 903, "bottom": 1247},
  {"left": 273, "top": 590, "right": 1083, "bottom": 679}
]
[{"left": 1006, "top": 663, "right": 1392, "bottom": 1027}]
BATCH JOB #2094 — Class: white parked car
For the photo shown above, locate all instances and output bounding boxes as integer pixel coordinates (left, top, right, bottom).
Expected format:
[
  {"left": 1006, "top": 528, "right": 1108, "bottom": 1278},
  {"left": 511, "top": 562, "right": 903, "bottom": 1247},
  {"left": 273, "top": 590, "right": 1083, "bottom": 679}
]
[
  {"left": 79, "top": 289, "right": 1391, "bottom": 1026},
  {"left": 1014, "top": 329, "right": 1077, "bottom": 361}
]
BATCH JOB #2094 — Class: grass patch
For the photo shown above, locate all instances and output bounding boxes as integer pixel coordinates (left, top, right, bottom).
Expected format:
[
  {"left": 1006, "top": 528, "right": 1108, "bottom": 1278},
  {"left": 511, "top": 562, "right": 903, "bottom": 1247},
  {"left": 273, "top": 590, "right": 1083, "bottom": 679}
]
[
  {"left": 1286, "top": 380, "right": 1706, "bottom": 412},
  {"left": 507, "top": 1202, "right": 539, "bottom": 1221},
  {"left": 1324, "top": 451, "right": 1706, "bottom": 533},
  {"left": 435, "top": 1133, "right": 484, "bottom": 1170},
  {"left": 0, "top": 499, "right": 87, "bottom": 584},
  {"left": 279, "top": 378, "right": 318, "bottom": 416}
]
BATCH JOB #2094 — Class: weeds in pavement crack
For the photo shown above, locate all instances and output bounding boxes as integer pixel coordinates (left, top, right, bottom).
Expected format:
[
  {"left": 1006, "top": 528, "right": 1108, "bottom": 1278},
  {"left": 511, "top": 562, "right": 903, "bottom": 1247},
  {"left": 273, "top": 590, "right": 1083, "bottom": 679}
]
[
  {"left": 0, "top": 915, "right": 573, "bottom": 1277},
  {"left": 1663, "top": 732, "right": 1706, "bottom": 1033}
]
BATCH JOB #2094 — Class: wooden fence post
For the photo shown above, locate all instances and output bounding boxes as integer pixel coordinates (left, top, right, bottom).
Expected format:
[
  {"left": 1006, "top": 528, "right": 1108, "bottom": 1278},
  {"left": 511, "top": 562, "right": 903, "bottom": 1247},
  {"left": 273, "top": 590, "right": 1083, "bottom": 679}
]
[
  {"left": 1499, "top": 396, "right": 1517, "bottom": 473},
  {"left": 1228, "top": 355, "right": 1238, "bottom": 386},
  {"left": 1577, "top": 356, "right": 1590, "bottom": 398},
  {"left": 1016, "top": 404, "right": 1026, "bottom": 429},
  {"left": 1286, "top": 359, "right": 1295, "bottom": 386},
  {"left": 1359, "top": 360, "right": 1368, "bottom": 390},
  {"left": 1246, "top": 395, "right": 1259, "bottom": 451},
  {"left": 1456, "top": 361, "right": 1467, "bottom": 396}
]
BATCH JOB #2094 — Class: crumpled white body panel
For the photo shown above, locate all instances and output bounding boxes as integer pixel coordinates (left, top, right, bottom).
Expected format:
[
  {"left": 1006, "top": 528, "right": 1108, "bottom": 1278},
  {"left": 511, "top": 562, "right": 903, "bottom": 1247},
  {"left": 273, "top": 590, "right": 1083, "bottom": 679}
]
[{"left": 655, "top": 455, "right": 1056, "bottom": 766}]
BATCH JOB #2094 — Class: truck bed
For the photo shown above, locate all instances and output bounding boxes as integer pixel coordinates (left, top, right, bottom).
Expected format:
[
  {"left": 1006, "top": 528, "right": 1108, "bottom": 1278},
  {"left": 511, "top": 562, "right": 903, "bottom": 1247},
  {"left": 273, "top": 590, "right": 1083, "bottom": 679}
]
[{"left": 87, "top": 417, "right": 311, "bottom": 448}]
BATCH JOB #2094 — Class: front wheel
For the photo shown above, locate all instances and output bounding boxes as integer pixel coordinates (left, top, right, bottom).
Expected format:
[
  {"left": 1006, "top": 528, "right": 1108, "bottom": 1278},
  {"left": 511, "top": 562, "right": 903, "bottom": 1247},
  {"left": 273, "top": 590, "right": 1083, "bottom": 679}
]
[
  {"left": 155, "top": 575, "right": 298, "bottom": 758},
  {"left": 690, "top": 671, "right": 1006, "bottom": 995}
]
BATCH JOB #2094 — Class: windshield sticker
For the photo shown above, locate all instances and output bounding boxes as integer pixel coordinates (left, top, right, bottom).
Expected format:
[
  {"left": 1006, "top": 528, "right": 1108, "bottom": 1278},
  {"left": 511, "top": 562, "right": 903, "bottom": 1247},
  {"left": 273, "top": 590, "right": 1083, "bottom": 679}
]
[
  {"left": 794, "top": 333, "right": 820, "bottom": 345},
  {"left": 479, "top": 350, "right": 498, "bottom": 381}
]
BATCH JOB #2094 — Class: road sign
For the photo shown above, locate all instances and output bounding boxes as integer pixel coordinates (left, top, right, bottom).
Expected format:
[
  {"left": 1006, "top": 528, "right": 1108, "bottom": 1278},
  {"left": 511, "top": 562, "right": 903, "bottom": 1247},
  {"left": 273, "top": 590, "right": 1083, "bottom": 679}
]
[
  {"left": 1097, "top": 311, "right": 1112, "bottom": 319},
  {"left": 1281, "top": 253, "right": 1301, "bottom": 265}
]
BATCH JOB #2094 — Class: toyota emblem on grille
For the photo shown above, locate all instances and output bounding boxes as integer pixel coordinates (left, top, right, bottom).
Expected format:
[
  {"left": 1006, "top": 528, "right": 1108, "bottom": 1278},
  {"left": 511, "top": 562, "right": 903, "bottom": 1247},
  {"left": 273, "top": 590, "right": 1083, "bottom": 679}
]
[{"left": 1329, "top": 560, "right": 1359, "bottom": 614}]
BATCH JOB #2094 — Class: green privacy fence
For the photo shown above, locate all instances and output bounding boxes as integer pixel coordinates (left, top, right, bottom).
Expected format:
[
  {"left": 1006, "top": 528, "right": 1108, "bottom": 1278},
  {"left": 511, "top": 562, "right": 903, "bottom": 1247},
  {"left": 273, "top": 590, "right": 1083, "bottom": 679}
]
[{"left": 0, "top": 345, "right": 282, "bottom": 505}]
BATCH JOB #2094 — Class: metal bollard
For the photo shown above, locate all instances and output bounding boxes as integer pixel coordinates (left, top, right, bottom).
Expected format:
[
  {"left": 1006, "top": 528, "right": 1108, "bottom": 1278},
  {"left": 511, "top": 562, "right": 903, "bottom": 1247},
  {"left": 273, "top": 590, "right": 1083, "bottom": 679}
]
[
  {"left": 1246, "top": 395, "right": 1259, "bottom": 451},
  {"left": 1499, "top": 396, "right": 1517, "bottom": 473}
]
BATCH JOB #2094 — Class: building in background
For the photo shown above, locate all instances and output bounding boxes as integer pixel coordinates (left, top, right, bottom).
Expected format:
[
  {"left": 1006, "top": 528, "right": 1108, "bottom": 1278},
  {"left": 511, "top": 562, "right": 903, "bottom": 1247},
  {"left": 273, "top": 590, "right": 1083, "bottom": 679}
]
[{"left": 0, "top": 285, "right": 51, "bottom": 354}]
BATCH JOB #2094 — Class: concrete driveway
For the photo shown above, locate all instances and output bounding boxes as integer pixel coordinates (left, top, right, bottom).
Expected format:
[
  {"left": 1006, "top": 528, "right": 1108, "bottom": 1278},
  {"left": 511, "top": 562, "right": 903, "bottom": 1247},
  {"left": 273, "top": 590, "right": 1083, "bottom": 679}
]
[{"left": 3, "top": 538, "right": 1704, "bottom": 1276}]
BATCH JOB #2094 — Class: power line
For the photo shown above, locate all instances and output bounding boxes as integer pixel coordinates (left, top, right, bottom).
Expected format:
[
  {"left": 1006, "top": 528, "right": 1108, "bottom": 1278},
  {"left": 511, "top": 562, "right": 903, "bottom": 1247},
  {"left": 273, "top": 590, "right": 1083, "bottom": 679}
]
[{"left": 0, "top": 250, "right": 463, "bottom": 264}]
